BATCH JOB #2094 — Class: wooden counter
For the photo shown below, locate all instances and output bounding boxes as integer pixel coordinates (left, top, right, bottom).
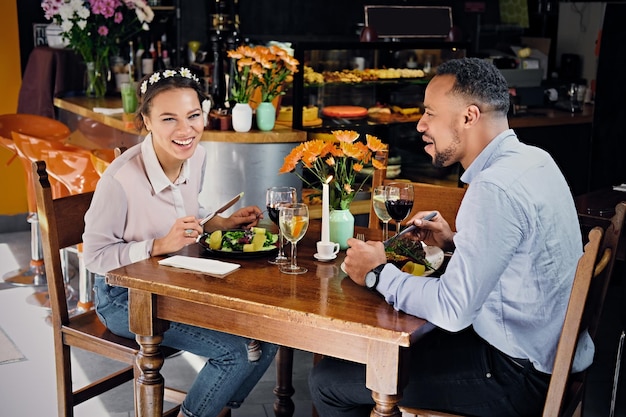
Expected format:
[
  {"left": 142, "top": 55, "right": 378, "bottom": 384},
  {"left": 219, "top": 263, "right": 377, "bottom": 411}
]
[
  {"left": 54, "top": 95, "right": 307, "bottom": 214},
  {"left": 508, "top": 104, "right": 594, "bottom": 129},
  {"left": 54, "top": 96, "right": 306, "bottom": 143}
]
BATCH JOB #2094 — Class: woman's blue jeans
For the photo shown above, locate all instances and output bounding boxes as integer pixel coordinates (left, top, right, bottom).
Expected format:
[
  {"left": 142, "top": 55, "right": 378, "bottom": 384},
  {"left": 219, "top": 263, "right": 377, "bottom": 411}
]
[{"left": 94, "top": 276, "right": 278, "bottom": 417}]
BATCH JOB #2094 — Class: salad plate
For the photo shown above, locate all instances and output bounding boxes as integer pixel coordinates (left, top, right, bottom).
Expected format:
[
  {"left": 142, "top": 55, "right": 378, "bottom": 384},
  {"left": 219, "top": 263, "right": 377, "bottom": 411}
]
[{"left": 197, "top": 229, "right": 279, "bottom": 259}]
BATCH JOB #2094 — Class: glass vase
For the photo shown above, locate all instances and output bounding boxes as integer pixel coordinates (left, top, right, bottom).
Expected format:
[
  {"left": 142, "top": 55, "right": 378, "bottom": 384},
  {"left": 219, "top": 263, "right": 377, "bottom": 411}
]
[
  {"left": 232, "top": 102, "right": 253, "bottom": 132},
  {"left": 329, "top": 208, "right": 354, "bottom": 250},
  {"left": 85, "top": 58, "right": 109, "bottom": 98},
  {"left": 256, "top": 102, "right": 276, "bottom": 131}
]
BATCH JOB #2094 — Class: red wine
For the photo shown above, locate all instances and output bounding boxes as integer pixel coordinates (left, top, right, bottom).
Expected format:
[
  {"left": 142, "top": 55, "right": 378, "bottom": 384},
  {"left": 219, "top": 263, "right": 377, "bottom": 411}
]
[
  {"left": 267, "top": 205, "right": 280, "bottom": 225},
  {"left": 385, "top": 199, "right": 413, "bottom": 221}
]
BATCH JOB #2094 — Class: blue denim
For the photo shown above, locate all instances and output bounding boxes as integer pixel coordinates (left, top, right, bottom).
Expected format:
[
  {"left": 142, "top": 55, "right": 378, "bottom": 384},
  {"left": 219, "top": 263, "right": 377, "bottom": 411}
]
[
  {"left": 309, "top": 327, "right": 550, "bottom": 417},
  {"left": 94, "top": 276, "right": 278, "bottom": 417}
]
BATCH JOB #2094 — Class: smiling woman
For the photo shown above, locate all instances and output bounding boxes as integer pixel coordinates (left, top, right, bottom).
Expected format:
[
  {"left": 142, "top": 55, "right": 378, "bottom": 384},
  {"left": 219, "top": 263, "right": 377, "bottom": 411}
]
[{"left": 81, "top": 65, "right": 278, "bottom": 417}]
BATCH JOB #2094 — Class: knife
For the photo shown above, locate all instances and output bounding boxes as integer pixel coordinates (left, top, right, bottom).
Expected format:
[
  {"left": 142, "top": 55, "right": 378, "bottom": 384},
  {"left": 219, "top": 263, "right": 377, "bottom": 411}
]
[
  {"left": 200, "top": 192, "right": 244, "bottom": 226},
  {"left": 383, "top": 211, "right": 436, "bottom": 248}
]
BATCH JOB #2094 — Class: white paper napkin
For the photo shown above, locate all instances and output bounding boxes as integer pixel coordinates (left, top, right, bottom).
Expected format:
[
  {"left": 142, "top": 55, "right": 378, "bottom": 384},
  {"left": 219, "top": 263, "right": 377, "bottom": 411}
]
[
  {"left": 158, "top": 255, "right": 240, "bottom": 277},
  {"left": 93, "top": 107, "right": 124, "bottom": 115},
  {"left": 612, "top": 183, "right": 626, "bottom": 192}
]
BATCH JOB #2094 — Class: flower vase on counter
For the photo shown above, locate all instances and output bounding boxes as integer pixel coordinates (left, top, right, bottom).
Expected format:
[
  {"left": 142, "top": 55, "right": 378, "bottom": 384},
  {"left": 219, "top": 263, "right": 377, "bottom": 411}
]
[
  {"left": 256, "top": 102, "right": 276, "bottom": 131},
  {"left": 232, "top": 102, "right": 253, "bottom": 132},
  {"left": 329, "top": 208, "right": 354, "bottom": 250},
  {"left": 85, "top": 58, "right": 109, "bottom": 98}
]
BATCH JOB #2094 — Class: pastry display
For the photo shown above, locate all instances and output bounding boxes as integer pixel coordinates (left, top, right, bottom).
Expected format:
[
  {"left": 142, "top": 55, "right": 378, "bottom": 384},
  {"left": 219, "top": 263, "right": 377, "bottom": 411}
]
[
  {"left": 321, "top": 105, "right": 368, "bottom": 119},
  {"left": 368, "top": 105, "right": 422, "bottom": 124},
  {"left": 275, "top": 105, "right": 322, "bottom": 127}
]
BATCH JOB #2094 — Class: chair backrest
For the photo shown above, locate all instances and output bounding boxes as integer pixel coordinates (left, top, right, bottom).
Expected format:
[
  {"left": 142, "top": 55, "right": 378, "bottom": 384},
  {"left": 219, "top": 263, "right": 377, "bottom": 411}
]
[
  {"left": 369, "top": 179, "right": 466, "bottom": 231},
  {"left": 33, "top": 160, "right": 94, "bottom": 326},
  {"left": 14, "top": 131, "right": 101, "bottom": 196},
  {"left": 542, "top": 226, "right": 604, "bottom": 417},
  {"left": 578, "top": 202, "right": 626, "bottom": 340}
]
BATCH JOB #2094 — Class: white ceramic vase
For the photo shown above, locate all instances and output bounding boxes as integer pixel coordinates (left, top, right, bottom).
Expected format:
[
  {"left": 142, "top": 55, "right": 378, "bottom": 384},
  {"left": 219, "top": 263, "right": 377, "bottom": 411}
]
[{"left": 232, "top": 102, "right": 253, "bottom": 133}]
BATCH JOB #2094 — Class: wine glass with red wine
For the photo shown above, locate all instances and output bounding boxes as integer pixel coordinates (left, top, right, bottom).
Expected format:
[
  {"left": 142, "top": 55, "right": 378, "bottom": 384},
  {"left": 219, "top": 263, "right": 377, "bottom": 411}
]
[
  {"left": 384, "top": 182, "right": 414, "bottom": 235},
  {"left": 266, "top": 186, "right": 297, "bottom": 264}
]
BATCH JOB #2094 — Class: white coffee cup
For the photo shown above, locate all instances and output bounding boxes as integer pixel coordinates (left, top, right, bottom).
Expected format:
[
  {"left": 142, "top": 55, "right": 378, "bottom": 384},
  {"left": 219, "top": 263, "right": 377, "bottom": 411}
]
[{"left": 316, "top": 241, "right": 340, "bottom": 258}]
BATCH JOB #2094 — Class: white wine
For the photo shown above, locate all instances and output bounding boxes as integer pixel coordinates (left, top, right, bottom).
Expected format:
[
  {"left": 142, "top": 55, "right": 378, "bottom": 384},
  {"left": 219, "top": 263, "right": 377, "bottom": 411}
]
[
  {"left": 373, "top": 194, "right": 392, "bottom": 222},
  {"left": 280, "top": 215, "right": 309, "bottom": 243}
]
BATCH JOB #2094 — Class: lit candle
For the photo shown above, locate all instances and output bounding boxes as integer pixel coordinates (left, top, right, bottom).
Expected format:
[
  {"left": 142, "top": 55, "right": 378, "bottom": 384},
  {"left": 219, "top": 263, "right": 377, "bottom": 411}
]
[{"left": 321, "top": 176, "right": 332, "bottom": 242}]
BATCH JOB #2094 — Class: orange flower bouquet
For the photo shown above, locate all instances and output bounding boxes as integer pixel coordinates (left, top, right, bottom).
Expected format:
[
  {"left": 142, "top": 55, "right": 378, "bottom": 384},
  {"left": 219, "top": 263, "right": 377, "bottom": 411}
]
[
  {"left": 279, "top": 130, "right": 387, "bottom": 210},
  {"left": 226, "top": 44, "right": 299, "bottom": 104}
]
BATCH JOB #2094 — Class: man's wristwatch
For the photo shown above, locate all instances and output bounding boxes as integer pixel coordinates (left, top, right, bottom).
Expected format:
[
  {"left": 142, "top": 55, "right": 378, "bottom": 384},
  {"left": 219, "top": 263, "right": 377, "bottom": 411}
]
[{"left": 365, "top": 264, "right": 386, "bottom": 290}]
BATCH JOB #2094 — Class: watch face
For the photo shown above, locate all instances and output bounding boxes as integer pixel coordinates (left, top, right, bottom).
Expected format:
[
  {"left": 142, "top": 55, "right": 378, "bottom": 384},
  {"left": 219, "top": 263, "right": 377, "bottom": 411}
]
[{"left": 365, "top": 271, "right": 377, "bottom": 289}]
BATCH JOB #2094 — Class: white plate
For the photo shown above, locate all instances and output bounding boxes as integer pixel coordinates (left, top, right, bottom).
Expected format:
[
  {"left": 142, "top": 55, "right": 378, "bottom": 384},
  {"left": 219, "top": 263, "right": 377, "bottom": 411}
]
[{"left": 422, "top": 245, "right": 445, "bottom": 276}]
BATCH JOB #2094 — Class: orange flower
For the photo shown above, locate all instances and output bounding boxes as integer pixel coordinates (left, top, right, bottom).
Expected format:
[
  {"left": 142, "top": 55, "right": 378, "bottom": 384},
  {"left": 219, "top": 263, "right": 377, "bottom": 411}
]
[
  {"left": 227, "top": 44, "right": 299, "bottom": 103},
  {"left": 278, "top": 130, "right": 387, "bottom": 210},
  {"left": 333, "top": 130, "right": 360, "bottom": 144}
]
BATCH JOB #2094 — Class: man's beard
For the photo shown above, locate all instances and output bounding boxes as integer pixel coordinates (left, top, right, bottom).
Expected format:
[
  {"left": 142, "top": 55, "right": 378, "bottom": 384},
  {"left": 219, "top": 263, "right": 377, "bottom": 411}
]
[{"left": 432, "top": 130, "right": 460, "bottom": 168}]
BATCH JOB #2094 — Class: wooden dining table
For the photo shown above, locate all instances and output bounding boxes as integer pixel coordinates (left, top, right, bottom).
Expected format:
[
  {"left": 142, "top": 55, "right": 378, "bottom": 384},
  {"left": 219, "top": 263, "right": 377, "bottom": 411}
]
[{"left": 105, "top": 221, "right": 434, "bottom": 417}]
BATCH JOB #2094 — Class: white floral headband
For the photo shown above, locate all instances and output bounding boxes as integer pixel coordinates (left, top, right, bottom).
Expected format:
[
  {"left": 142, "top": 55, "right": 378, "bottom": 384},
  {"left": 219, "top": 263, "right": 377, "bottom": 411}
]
[{"left": 140, "top": 67, "right": 200, "bottom": 96}]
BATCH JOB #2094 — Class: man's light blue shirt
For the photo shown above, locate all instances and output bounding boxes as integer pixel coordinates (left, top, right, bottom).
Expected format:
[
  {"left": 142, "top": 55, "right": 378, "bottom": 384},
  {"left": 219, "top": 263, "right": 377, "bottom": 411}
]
[{"left": 376, "top": 129, "right": 593, "bottom": 374}]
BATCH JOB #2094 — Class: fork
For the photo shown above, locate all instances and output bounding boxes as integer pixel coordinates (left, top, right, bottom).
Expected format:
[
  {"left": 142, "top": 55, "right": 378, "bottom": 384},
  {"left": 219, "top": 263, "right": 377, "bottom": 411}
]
[{"left": 356, "top": 233, "right": 365, "bottom": 242}]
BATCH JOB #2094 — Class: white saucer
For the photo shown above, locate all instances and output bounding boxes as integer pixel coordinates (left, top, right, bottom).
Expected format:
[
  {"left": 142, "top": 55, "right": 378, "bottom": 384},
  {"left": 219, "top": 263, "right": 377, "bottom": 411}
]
[{"left": 314, "top": 253, "right": 337, "bottom": 261}]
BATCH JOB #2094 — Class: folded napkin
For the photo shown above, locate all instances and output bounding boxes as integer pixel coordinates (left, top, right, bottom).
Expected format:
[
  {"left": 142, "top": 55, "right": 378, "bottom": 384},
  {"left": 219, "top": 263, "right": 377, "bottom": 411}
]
[
  {"left": 93, "top": 107, "right": 124, "bottom": 115},
  {"left": 612, "top": 183, "right": 626, "bottom": 192},
  {"left": 158, "top": 255, "right": 240, "bottom": 277}
]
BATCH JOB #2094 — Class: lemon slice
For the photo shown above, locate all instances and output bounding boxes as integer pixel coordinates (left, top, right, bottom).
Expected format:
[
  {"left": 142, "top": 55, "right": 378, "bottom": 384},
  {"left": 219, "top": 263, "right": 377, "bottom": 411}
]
[
  {"left": 401, "top": 261, "right": 426, "bottom": 276},
  {"left": 209, "top": 230, "right": 222, "bottom": 250},
  {"left": 252, "top": 233, "right": 266, "bottom": 251}
]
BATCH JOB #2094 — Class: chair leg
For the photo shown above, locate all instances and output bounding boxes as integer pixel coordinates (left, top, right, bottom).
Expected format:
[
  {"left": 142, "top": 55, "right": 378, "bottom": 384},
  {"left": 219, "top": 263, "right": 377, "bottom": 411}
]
[{"left": 609, "top": 330, "right": 625, "bottom": 417}]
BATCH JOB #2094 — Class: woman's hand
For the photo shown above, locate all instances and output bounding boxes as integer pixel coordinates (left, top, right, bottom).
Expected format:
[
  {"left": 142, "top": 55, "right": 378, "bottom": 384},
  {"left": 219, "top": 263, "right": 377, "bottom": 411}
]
[
  {"left": 206, "top": 206, "right": 263, "bottom": 232},
  {"left": 151, "top": 215, "right": 203, "bottom": 256},
  {"left": 343, "top": 238, "right": 387, "bottom": 286},
  {"left": 406, "top": 210, "right": 455, "bottom": 251}
]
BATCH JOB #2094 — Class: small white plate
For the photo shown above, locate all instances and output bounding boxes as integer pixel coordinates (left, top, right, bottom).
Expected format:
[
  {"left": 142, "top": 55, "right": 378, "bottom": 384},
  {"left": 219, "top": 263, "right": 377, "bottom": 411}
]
[{"left": 314, "top": 253, "right": 337, "bottom": 261}]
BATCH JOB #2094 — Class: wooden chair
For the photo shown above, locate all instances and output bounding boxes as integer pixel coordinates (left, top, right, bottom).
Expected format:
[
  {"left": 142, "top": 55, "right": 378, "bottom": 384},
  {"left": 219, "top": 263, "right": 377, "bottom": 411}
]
[
  {"left": 400, "top": 224, "right": 608, "bottom": 417},
  {"left": 33, "top": 160, "right": 187, "bottom": 417}
]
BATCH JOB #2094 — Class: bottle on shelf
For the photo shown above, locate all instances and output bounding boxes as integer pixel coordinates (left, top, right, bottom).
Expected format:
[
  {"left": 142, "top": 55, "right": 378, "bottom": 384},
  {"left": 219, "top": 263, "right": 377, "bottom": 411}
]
[
  {"left": 135, "top": 38, "right": 145, "bottom": 79},
  {"left": 128, "top": 41, "right": 136, "bottom": 82},
  {"left": 162, "top": 49, "right": 171, "bottom": 69},
  {"left": 141, "top": 41, "right": 154, "bottom": 77},
  {"left": 155, "top": 40, "right": 166, "bottom": 71}
]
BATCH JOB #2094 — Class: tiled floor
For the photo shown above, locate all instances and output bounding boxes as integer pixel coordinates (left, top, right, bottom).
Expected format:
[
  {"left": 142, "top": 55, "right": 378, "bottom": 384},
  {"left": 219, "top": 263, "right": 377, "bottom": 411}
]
[{"left": 1, "top": 228, "right": 625, "bottom": 417}]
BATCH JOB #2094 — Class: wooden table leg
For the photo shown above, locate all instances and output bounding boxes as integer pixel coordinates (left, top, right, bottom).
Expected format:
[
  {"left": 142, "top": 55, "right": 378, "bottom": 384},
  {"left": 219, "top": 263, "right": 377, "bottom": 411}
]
[
  {"left": 129, "top": 289, "right": 169, "bottom": 417},
  {"left": 370, "top": 391, "right": 402, "bottom": 417},
  {"left": 135, "top": 334, "right": 166, "bottom": 417},
  {"left": 273, "top": 345, "right": 295, "bottom": 417},
  {"left": 366, "top": 341, "right": 407, "bottom": 417}
]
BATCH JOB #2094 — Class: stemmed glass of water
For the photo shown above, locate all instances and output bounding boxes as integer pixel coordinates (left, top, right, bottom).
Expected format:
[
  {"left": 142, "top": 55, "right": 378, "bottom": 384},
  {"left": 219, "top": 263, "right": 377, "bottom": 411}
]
[
  {"left": 266, "top": 186, "right": 297, "bottom": 265},
  {"left": 372, "top": 185, "right": 392, "bottom": 241},
  {"left": 279, "top": 203, "right": 309, "bottom": 274}
]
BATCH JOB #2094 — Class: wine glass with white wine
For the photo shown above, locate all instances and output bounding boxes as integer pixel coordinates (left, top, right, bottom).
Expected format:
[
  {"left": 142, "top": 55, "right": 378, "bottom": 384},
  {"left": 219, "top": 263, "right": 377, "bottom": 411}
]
[
  {"left": 279, "top": 203, "right": 309, "bottom": 275},
  {"left": 266, "top": 186, "right": 297, "bottom": 265},
  {"left": 372, "top": 185, "right": 392, "bottom": 241}
]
